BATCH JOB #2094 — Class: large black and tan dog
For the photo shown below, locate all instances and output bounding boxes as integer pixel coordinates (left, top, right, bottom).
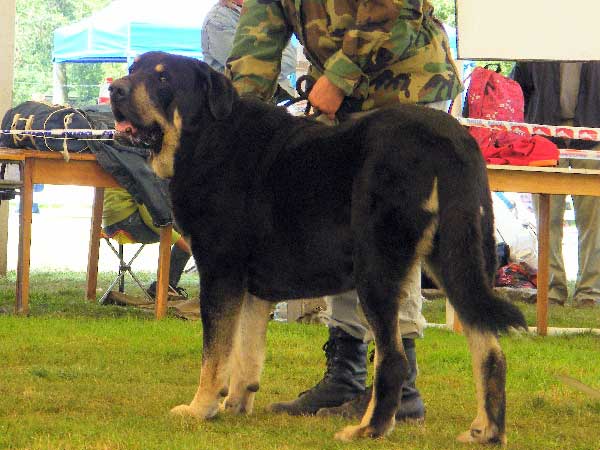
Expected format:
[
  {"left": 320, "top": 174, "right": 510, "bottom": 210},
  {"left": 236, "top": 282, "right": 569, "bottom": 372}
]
[{"left": 109, "top": 51, "right": 526, "bottom": 444}]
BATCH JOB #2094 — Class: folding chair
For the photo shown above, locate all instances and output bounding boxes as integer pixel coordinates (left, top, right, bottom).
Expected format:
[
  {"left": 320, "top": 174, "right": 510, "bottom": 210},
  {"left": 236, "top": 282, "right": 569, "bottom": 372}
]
[{"left": 98, "top": 228, "right": 183, "bottom": 305}]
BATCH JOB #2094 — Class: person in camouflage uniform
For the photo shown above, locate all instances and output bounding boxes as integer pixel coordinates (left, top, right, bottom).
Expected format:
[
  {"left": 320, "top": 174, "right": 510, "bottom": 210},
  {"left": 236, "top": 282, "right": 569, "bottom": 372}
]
[{"left": 226, "top": 0, "right": 463, "bottom": 421}]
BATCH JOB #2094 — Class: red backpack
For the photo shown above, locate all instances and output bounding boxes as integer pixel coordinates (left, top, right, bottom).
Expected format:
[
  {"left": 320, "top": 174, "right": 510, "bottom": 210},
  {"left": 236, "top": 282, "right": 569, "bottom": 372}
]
[
  {"left": 465, "top": 65, "right": 558, "bottom": 166},
  {"left": 465, "top": 65, "right": 524, "bottom": 123}
]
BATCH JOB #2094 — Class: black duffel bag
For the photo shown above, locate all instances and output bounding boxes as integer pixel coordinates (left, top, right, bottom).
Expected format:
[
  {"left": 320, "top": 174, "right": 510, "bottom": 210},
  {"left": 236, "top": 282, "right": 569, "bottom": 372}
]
[{"left": 0, "top": 101, "right": 92, "bottom": 153}]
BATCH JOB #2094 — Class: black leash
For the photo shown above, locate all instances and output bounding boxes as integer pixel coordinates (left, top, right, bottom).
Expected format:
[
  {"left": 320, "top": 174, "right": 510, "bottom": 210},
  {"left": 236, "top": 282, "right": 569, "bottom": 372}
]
[
  {"left": 279, "top": 74, "right": 316, "bottom": 116},
  {"left": 280, "top": 75, "right": 353, "bottom": 122}
]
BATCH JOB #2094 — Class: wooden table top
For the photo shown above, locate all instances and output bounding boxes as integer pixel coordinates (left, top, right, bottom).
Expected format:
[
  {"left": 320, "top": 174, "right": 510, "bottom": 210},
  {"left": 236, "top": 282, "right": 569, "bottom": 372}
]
[{"left": 0, "top": 147, "right": 97, "bottom": 161}]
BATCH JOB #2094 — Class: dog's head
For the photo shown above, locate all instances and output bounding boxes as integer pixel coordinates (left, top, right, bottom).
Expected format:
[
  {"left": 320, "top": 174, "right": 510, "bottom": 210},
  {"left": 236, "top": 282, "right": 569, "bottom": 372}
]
[{"left": 110, "top": 51, "right": 236, "bottom": 178}]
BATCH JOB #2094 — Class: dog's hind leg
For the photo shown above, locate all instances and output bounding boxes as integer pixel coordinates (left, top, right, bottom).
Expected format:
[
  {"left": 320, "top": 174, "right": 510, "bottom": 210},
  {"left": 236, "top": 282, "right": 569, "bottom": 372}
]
[
  {"left": 424, "top": 199, "right": 524, "bottom": 445},
  {"left": 171, "top": 271, "right": 245, "bottom": 420},
  {"left": 222, "top": 293, "right": 271, "bottom": 415},
  {"left": 334, "top": 268, "right": 411, "bottom": 441},
  {"left": 457, "top": 327, "right": 508, "bottom": 446},
  {"left": 334, "top": 168, "right": 440, "bottom": 441},
  {"left": 426, "top": 253, "right": 509, "bottom": 445}
]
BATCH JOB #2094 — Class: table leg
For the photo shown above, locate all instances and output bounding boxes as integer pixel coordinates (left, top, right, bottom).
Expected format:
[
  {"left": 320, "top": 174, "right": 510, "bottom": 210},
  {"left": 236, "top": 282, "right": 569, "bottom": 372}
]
[
  {"left": 86, "top": 188, "right": 104, "bottom": 301},
  {"left": 445, "top": 300, "right": 463, "bottom": 333},
  {"left": 16, "top": 159, "right": 33, "bottom": 315},
  {"left": 155, "top": 225, "right": 172, "bottom": 319},
  {"left": 536, "top": 194, "right": 550, "bottom": 336}
]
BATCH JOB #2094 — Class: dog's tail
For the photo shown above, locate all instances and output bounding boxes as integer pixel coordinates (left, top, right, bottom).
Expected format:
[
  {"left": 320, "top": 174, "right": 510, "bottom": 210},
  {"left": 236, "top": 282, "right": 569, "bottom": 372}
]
[{"left": 434, "top": 137, "right": 527, "bottom": 334}]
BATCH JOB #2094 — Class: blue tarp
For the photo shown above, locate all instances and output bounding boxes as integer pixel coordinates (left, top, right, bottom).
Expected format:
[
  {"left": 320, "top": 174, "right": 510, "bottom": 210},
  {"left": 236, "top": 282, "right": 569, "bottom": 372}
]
[{"left": 52, "top": 0, "right": 213, "bottom": 63}]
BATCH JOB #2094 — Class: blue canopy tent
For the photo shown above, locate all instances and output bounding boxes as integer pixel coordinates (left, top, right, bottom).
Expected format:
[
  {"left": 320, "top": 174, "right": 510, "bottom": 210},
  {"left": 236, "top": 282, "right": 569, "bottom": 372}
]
[
  {"left": 51, "top": 0, "right": 213, "bottom": 102},
  {"left": 52, "top": 0, "right": 213, "bottom": 64}
]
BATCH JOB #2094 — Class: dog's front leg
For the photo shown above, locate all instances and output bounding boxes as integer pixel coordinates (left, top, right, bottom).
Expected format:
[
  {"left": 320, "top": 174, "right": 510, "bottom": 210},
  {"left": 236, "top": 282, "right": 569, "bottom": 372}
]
[
  {"left": 171, "top": 272, "right": 245, "bottom": 420},
  {"left": 222, "top": 293, "right": 272, "bottom": 414}
]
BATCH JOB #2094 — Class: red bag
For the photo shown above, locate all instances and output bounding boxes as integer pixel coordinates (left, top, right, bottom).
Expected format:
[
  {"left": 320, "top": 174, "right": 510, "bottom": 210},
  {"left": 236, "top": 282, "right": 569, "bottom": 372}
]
[
  {"left": 495, "top": 262, "right": 537, "bottom": 288},
  {"left": 465, "top": 65, "right": 558, "bottom": 166},
  {"left": 465, "top": 66, "right": 524, "bottom": 122}
]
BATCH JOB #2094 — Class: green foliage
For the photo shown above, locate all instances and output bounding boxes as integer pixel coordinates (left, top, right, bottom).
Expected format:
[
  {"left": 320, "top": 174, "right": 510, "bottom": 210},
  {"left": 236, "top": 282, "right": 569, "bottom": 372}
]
[
  {"left": 430, "top": 0, "right": 456, "bottom": 27},
  {"left": 13, "top": 0, "right": 121, "bottom": 106}
]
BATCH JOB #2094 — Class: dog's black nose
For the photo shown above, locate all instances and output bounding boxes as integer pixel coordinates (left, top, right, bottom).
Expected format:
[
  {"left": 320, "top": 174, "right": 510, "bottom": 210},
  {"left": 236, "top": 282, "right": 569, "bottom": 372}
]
[{"left": 109, "top": 79, "right": 131, "bottom": 103}]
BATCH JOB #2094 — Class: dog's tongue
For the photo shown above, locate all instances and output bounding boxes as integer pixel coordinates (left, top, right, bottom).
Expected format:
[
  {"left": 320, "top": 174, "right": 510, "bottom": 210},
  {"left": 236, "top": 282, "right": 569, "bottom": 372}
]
[{"left": 114, "top": 120, "right": 137, "bottom": 134}]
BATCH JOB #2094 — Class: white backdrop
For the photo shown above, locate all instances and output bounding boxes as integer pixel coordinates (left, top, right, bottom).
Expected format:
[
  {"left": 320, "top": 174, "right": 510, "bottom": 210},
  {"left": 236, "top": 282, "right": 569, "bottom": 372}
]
[{"left": 456, "top": 0, "right": 600, "bottom": 61}]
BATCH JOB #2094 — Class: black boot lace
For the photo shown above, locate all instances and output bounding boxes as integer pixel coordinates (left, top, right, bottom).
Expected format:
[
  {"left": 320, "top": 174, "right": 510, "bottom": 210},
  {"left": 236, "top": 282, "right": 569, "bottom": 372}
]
[{"left": 297, "top": 340, "right": 337, "bottom": 397}]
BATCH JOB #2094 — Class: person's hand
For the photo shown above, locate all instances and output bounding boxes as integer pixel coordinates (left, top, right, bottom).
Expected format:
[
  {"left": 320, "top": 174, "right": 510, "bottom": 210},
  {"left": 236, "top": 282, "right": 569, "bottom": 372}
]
[{"left": 308, "top": 76, "right": 345, "bottom": 120}]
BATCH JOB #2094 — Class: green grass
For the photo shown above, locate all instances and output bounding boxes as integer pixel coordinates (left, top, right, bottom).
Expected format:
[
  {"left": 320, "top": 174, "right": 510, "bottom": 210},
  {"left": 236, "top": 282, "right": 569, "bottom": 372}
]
[
  {"left": 1, "top": 271, "right": 599, "bottom": 449},
  {"left": 422, "top": 294, "right": 600, "bottom": 330}
]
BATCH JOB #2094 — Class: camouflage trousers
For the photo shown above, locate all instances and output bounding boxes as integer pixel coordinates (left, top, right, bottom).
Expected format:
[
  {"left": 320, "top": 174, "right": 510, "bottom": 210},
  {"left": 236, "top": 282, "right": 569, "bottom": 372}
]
[{"left": 320, "top": 99, "right": 450, "bottom": 341}]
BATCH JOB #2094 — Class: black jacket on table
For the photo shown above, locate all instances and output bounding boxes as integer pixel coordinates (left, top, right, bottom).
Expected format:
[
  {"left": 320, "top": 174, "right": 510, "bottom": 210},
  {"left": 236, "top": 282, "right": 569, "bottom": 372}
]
[
  {"left": 511, "top": 61, "right": 600, "bottom": 150},
  {"left": 83, "top": 105, "right": 173, "bottom": 227}
]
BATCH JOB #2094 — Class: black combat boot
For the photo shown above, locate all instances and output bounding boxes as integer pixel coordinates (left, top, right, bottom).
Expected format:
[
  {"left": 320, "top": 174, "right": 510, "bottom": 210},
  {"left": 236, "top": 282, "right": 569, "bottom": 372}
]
[
  {"left": 269, "top": 327, "right": 367, "bottom": 416},
  {"left": 316, "top": 338, "right": 425, "bottom": 421}
]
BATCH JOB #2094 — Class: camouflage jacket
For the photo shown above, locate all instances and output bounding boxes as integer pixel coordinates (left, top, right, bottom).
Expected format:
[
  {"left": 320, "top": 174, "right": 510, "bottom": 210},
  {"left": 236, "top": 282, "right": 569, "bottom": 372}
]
[{"left": 226, "top": 0, "right": 463, "bottom": 111}]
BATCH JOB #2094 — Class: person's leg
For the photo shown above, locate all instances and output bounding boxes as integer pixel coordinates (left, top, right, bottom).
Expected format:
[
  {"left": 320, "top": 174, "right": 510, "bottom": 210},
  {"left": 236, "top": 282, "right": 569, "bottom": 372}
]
[
  {"left": 533, "top": 168, "right": 569, "bottom": 305},
  {"left": 569, "top": 157, "right": 600, "bottom": 306},
  {"left": 167, "top": 244, "right": 192, "bottom": 294},
  {"left": 316, "top": 264, "right": 426, "bottom": 421}
]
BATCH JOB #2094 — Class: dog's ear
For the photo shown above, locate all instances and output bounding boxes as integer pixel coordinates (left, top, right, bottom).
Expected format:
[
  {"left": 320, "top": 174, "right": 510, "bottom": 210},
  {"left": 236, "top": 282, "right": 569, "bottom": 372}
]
[
  {"left": 207, "top": 70, "right": 234, "bottom": 120},
  {"left": 195, "top": 61, "right": 234, "bottom": 120}
]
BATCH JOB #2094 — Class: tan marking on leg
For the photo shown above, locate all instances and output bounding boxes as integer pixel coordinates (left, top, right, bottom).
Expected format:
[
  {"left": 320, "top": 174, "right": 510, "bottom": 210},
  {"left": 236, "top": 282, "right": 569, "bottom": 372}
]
[
  {"left": 457, "top": 326, "right": 507, "bottom": 446},
  {"left": 222, "top": 294, "right": 271, "bottom": 415},
  {"left": 171, "top": 295, "right": 242, "bottom": 420},
  {"left": 360, "top": 348, "right": 379, "bottom": 426},
  {"left": 335, "top": 342, "right": 398, "bottom": 441},
  {"left": 335, "top": 372, "right": 379, "bottom": 442}
]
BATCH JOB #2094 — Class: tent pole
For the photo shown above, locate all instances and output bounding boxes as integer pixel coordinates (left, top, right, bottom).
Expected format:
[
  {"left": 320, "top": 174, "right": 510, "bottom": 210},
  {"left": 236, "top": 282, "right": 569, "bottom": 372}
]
[
  {"left": 52, "top": 63, "right": 67, "bottom": 105},
  {"left": 0, "top": 0, "right": 16, "bottom": 276}
]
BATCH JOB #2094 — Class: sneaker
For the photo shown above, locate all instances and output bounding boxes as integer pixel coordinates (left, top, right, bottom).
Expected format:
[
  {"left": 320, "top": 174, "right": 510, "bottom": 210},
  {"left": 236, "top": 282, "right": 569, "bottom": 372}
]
[{"left": 147, "top": 282, "right": 188, "bottom": 301}]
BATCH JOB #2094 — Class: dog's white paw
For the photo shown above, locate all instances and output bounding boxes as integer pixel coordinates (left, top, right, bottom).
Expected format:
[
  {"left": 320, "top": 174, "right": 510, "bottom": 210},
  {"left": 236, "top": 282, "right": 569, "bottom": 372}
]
[
  {"left": 170, "top": 403, "right": 218, "bottom": 420},
  {"left": 334, "top": 424, "right": 379, "bottom": 442}
]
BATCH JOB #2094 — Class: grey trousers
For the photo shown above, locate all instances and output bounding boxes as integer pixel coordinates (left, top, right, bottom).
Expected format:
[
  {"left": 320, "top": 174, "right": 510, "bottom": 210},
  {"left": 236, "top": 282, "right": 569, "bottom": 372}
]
[
  {"left": 322, "top": 100, "right": 450, "bottom": 341},
  {"left": 534, "top": 152, "right": 600, "bottom": 304}
]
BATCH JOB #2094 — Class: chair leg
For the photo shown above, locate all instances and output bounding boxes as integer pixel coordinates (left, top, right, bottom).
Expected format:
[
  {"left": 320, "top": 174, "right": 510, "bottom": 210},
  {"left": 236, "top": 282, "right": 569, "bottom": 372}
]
[
  {"left": 127, "top": 269, "right": 155, "bottom": 302},
  {"left": 119, "top": 243, "right": 154, "bottom": 302},
  {"left": 99, "top": 239, "right": 154, "bottom": 304},
  {"left": 118, "top": 243, "right": 125, "bottom": 293},
  {"left": 99, "top": 272, "right": 125, "bottom": 304}
]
